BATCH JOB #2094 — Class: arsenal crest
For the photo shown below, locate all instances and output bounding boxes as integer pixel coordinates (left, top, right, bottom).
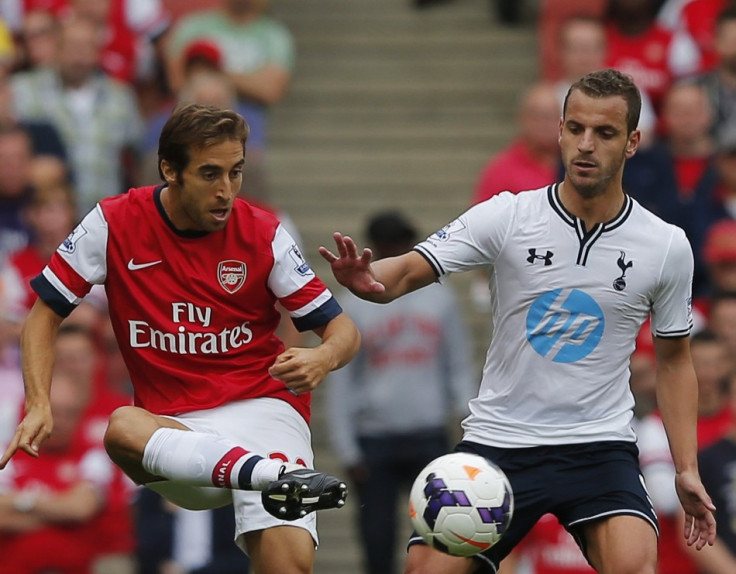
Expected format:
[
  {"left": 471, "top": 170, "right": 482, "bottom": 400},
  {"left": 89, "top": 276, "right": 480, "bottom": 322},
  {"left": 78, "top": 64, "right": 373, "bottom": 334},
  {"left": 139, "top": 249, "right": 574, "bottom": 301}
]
[{"left": 218, "top": 260, "right": 247, "bottom": 294}]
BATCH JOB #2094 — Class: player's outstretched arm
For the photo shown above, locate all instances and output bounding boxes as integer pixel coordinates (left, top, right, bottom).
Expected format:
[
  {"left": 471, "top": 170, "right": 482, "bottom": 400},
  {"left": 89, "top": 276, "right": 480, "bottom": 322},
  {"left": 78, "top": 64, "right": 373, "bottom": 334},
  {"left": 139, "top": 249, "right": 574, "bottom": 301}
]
[
  {"left": 653, "top": 335, "right": 717, "bottom": 550},
  {"left": 0, "top": 300, "right": 63, "bottom": 469},
  {"left": 319, "top": 232, "right": 435, "bottom": 303}
]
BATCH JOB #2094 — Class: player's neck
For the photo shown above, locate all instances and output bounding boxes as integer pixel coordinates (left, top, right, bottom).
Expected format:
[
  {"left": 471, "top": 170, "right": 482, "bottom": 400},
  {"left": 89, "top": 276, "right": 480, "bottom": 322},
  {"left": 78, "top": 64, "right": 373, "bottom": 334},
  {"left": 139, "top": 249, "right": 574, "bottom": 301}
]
[{"left": 558, "top": 181, "right": 625, "bottom": 229}]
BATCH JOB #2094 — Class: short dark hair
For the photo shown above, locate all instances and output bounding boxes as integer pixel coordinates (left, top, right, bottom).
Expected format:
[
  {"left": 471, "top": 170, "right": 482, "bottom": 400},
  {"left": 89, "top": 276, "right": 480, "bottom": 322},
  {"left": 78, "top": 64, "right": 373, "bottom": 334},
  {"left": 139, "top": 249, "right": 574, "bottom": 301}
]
[
  {"left": 158, "top": 103, "right": 249, "bottom": 182},
  {"left": 563, "top": 68, "right": 642, "bottom": 134}
]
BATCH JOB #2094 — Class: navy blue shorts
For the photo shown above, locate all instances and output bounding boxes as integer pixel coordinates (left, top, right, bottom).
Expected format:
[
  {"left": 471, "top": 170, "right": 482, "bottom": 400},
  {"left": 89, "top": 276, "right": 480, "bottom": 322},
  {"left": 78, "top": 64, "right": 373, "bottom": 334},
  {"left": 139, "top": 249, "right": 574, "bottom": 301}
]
[{"left": 408, "top": 440, "right": 658, "bottom": 573}]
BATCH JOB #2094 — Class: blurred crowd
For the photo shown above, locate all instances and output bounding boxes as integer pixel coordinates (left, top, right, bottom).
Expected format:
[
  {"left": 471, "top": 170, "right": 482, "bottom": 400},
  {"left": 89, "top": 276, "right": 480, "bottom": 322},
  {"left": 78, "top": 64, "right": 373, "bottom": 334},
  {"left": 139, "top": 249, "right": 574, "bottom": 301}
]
[
  {"left": 2, "top": 0, "right": 736, "bottom": 573},
  {"left": 0, "top": 0, "right": 294, "bottom": 573}
]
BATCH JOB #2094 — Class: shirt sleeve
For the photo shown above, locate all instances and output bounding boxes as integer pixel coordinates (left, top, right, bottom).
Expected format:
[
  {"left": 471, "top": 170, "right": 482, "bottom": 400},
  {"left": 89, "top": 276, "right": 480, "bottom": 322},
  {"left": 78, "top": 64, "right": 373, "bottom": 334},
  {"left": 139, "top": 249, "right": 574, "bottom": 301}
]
[
  {"left": 414, "top": 191, "right": 516, "bottom": 281},
  {"left": 31, "top": 206, "right": 109, "bottom": 317},
  {"left": 649, "top": 226, "right": 693, "bottom": 338},
  {"left": 267, "top": 224, "right": 342, "bottom": 331}
]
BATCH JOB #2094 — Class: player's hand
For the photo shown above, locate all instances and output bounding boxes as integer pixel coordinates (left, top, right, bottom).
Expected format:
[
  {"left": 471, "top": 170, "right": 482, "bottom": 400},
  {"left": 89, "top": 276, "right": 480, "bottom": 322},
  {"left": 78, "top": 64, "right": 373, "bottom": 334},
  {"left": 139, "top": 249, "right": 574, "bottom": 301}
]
[
  {"left": 269, "top": 347, "right": 331, "bottom": 395},
  {"left": 0, "top": 406, "right": 53, "bottom": 469},
  {"left": 675, "top": 469, "right": 717, "bottom": 550},
  {"left": 318, "top": 232, "right": 386, "bottom": 295}
]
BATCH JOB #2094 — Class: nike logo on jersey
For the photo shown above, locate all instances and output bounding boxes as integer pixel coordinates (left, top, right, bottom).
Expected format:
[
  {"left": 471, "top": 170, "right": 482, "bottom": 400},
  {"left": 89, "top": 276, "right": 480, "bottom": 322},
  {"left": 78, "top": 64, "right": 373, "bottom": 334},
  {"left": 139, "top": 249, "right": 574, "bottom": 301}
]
[{"left": 127, "top": 258, "right": 162, "bottom": 271}]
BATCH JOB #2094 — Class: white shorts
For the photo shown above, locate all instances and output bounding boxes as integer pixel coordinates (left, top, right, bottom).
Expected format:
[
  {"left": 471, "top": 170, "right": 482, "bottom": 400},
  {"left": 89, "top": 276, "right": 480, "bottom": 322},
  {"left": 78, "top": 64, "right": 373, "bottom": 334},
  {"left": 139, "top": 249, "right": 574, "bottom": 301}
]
[{"left": 148, "top": 397, "right": 318, "bottom": 550}]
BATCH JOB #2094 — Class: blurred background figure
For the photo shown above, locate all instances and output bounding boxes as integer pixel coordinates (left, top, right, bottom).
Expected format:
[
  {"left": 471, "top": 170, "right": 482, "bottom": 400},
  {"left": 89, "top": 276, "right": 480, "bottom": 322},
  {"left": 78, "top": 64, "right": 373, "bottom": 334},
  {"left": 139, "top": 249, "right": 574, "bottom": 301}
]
[
  {"left": 1, "top": 177, "right": 75, "bottom": 338},
  {"left": 136, "top": 488, "right": 251, "bottom": 574},
  {"left": 555, "top": 14, "right": 657, "bottom": 146},
  {"left": 696, "top": 6, "right": 736, "bottom": 142},
  {"left": 9, "top": 16, "right": 144, "bottom": 217},
  {"left": 471, "top": 82, "right": 560, "bottom": 205},
  {"left": 537, "top": 0, "right": 606, "bottom": 81},
  {"left": 624, "top": 80, "right": 717, "bottom": 296},
  {"left": 0, "top": 371, "right": 115, "bottom": 574},
  {"left": 694, "top": 368, "right": 736, "bottom": 572},
  {"left": 638, "top": 330, "right": 731, "bottom": 574},
  {"left": 53, "top": 323, "right": 135, "bottom": 574},
  {"left": 496, "top": 512, "right": 595, "bottom": 574},
  {"left": 16, "top": 9, "right": 59, "bottom": 72},
  {"left": 604, "top": 0, "right": 699, "bottom": 114},
  {"left": 702, "top": 219, "right": 736, "bottom": 295},
  {"left": 707, "top": 292, "right": 736, "bottom": 371},
  {"left": 327, "top": 210, "right": 476, "bottom": 574},
  {"left": 0, "top": 124, "right": 40, "bottom": 262},
  {"left": 165, "top": 0, "right": 295, "bottom": 201},
  {"left": 687, "top": 123, "right": 736, "bottom": 267},
  {"left": 0, "top": 288, "right": 23, "bottom": 450}
]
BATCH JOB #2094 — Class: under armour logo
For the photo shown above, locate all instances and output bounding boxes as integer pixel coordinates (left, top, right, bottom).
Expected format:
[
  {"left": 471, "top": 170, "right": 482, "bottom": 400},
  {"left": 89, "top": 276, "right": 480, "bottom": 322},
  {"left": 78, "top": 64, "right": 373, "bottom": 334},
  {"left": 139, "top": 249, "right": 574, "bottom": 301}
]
[
  {"left": 527, "top": 248, "right": 554, "bottom": 266},
  {"left": 613, "top": 251, "right": 633, "bottom": 291}
]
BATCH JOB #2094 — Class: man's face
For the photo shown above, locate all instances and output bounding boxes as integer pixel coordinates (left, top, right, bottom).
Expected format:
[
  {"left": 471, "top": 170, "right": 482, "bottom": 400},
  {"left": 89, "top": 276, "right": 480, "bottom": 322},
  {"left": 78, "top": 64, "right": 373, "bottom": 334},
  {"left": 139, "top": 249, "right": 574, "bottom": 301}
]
[
  {"left": 560, "top": 90, "right": 637, "bottom": 198},
  {"left": 0, "top": 132, "right": 32, "bottom": 198},
  {"left": 58, "top": 20, "right": 101, "bottom": 86},
  {"left": 26, "top": 188, "right": 76, "bottom": 245},
  {"left": 519, "top": 86, "right": 561, "bottom": 155},
  {"left": 164, "top": 139, "right": 245, "bottom": 232},
  {"left": 55, "top": 332, "right": 97, "bottom": 384},
  {"left": 560, "top": 21, "right": 606, "bottom": 81},
  {"left": 662, "top": 84, "right": 713, "bottom": 143}
]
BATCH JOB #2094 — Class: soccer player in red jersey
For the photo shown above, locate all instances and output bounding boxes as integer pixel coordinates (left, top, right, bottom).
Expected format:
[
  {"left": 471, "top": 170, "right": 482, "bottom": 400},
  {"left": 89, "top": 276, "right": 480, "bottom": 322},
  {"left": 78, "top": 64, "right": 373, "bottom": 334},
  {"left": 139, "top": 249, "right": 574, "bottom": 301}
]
[{"left": 0, "top": 103, "right": 361, "bottom": 572}]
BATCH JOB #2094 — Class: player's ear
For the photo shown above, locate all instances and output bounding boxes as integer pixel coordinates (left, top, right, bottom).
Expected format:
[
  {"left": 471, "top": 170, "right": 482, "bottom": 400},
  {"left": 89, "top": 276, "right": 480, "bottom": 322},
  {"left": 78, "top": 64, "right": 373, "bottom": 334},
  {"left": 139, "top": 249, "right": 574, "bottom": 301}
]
[
  {"left": 160, "top": 160, "right": 177, "bottom": 184},
  {"left": 625, "top": 130, "right": 641, "bottom": 159}
]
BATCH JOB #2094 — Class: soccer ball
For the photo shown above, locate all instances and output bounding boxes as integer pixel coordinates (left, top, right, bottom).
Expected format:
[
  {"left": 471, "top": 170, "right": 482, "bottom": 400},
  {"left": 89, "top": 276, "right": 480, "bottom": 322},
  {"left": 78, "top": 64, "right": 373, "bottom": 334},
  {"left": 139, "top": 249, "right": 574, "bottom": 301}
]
[{"left": 409, "top": 452, "right": 513, "bottom": 557}]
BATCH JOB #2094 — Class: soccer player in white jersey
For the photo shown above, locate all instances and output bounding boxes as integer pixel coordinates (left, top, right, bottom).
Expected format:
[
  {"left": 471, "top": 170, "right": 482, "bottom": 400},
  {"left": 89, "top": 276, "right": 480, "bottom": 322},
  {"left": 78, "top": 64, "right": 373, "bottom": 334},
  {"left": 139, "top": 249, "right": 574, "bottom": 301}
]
[
  {"left": 320, "top": 69, "right": 716, "bottom": 574},
  {"left": 0, "top": 103, "right": 361, "bottom": 573}
]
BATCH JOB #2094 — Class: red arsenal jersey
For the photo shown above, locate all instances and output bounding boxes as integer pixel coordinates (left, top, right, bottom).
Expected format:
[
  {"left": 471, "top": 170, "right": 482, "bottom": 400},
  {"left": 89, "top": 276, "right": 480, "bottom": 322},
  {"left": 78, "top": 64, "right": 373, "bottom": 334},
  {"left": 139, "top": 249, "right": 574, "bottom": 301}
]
[{"left": 31, "top": 186, "right": 342, "bottom": 422}]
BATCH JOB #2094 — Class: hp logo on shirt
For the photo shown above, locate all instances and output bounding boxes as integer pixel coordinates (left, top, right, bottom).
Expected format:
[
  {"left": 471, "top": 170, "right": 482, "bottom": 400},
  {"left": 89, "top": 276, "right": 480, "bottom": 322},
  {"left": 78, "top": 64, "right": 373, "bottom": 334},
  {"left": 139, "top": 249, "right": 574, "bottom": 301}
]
[{"left": 525, "top": 289, "right": 605, "bottom": 363}]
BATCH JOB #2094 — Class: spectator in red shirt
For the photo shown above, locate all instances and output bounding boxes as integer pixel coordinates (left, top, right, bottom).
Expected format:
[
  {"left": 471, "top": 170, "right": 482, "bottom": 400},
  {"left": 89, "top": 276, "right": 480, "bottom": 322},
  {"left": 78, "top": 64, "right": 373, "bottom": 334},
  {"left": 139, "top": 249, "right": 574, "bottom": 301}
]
[
  {"left": 53, "top": 323, "right": 136, "bottom": 574},
  {"left": 638, "top": 330, "right": 732, "bottom": 574},
  {"left": 0, "top": 371, "right": 115, "bottom": 574},
  {"left": 471, "top": 82, "right": 560, "bottom": 204},
  {"left": 679, "top": 0, "right": 735, "bottom": 74},
  {"left": 604, "top": 0, "right": 700, "bottom": 113}
]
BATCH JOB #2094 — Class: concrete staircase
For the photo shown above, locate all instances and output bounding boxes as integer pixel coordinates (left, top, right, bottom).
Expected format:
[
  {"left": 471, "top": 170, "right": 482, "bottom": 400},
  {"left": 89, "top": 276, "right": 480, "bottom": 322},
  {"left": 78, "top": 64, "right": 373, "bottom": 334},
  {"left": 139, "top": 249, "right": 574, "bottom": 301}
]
[{"left": 266, "top": 1, "right": 539, "bottom": 571}]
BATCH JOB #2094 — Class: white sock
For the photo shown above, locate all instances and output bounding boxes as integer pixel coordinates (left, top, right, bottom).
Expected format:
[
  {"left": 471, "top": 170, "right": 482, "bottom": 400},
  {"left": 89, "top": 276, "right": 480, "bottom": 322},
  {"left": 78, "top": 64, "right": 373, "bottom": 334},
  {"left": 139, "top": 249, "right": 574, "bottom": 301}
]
[{"left": 141, "top": 428, "right": 284, "bottom": 490}]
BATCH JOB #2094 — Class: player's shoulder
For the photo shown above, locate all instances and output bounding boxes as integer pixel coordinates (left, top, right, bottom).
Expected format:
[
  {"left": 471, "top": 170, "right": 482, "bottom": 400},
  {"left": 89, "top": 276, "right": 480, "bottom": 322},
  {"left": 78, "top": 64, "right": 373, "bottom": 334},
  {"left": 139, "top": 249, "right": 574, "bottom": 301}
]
[
  {"left": 473, "top": 185, "right": 549, "bottom": 210},
  {"left": 98, "top": 185, "right": 158, "bottom": 217},
  {"left": 233, "top": 197, "right": 280, "bottom": 225},
  {"left": 231, "top": 197, "right": 282, "bottom": 239},
  {"left": 629, "top": 196, "right": 688, "bottom": 241}
]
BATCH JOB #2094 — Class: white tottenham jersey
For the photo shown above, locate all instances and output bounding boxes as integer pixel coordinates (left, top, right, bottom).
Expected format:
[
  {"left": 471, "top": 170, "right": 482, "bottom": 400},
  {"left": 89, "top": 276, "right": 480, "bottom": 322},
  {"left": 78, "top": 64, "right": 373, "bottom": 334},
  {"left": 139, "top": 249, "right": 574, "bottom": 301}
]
[{"left": 415, "top": 184, "right": 694, "bottom": 448}]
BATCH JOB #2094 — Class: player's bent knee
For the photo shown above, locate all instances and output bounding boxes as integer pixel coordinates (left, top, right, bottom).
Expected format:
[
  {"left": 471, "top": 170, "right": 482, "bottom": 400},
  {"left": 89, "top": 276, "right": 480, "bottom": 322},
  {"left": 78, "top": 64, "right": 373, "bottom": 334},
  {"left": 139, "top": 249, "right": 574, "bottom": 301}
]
[{"left": 104, "top": 406, "right": 157, "bottom": 459}]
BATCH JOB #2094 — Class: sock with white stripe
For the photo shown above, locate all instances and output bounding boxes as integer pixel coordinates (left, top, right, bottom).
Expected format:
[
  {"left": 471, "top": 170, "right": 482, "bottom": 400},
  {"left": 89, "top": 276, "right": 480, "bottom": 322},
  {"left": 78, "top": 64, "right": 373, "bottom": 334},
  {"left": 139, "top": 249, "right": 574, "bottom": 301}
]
[{"left": 141, "top": 428, "right": 284, "bottom": 490}]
